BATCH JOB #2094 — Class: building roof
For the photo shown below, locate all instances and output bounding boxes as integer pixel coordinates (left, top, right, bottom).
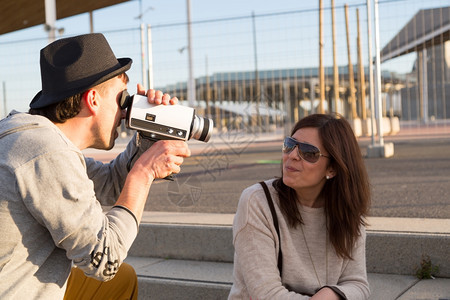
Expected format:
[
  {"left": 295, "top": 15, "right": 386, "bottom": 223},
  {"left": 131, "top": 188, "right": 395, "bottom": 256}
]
[
  {"left": 0, "top": 0, "right": 129, "bottom": 35},
  {"left": 381, "top": 6, "right": 450, "bottom": 62}
]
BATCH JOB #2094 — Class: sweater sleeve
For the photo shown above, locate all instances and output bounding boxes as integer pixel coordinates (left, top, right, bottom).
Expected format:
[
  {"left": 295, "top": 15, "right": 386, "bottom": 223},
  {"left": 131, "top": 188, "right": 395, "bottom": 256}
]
[
  {"left": 15, "top": 148, "right": 137, "bottom": 281},
  {"left": 327, "top": 226, "right": 370, "bottom": 299},
  {"left": 231, "top": 184, "right": 311, "bottom": 300},
  {"left": 84, "top": 133, "right": 155, "bottom": 206}
]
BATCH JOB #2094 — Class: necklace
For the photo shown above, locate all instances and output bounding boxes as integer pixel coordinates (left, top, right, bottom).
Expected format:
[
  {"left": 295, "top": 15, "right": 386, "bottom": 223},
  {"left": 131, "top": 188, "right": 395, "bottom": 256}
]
[{"left": 300, "top": 224, "right": 328, "bottom": 287}]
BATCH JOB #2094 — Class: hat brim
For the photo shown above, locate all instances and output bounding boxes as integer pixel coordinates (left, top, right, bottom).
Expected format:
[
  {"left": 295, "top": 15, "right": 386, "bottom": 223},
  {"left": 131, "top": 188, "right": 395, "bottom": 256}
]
[{"left": 30, "top": 57, "right": 132, "bottom": 109}]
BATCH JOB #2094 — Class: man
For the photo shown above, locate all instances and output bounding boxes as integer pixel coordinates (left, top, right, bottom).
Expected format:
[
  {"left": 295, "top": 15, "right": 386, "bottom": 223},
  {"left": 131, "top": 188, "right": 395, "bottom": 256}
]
[{"left": 0, "top": 33, "right": 191, "bottom": 299}]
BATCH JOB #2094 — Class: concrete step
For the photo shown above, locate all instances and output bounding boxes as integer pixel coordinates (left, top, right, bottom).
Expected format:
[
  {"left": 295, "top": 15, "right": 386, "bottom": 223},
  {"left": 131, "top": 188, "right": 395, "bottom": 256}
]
[
  {"left": 125, "top": 256, "right": 232, "bottom": 300},
  {"left": 125, "top": 257, "right": 450, "bottom": 300},
  {"left": 125, "top": 212, "right": 450, "bottom": 299},
  {"left": 130, "top": 212, "right": 450, "bottom": 276}
]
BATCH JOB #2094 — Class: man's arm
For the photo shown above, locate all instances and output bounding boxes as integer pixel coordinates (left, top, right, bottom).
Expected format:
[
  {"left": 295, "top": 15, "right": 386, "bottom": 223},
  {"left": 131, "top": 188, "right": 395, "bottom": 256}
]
[{"left": 114, "top": 139, "right": 190, "bottom": 223}]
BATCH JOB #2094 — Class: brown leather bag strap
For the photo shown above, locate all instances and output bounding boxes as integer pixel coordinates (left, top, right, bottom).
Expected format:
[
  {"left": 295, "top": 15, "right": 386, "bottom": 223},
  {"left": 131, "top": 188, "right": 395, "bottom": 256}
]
[{"left": 259, "top": 181, "right": 283, "bottom": 276}]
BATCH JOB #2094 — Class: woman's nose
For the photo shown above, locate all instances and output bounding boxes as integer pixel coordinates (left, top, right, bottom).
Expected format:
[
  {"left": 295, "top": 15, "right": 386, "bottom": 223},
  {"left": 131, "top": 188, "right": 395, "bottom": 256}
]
[{"left": 289, "top": 145, "right": 301, "bottom": 160}]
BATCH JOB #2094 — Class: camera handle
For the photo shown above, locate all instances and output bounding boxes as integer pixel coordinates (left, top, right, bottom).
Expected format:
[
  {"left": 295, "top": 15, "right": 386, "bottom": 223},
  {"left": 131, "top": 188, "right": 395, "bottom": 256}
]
[{"left": 135, "top": 131, "right": 175, "bottom": 181}]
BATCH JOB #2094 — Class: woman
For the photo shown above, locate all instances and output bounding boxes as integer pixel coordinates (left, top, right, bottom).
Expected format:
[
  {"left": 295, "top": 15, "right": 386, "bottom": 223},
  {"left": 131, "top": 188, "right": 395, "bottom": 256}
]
[{"left": 229, "top": 114, "right": 371, "bottom": 299}]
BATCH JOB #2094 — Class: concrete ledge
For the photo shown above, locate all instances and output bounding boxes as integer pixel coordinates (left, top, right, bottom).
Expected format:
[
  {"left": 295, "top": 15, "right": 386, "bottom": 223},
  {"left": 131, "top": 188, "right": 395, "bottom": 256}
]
[
  {"left": 140, "top": 212, "right": 450, "bottom": 234},
  {"left": 137, "top": 277, "right": 231, "bottom": 300},
  {"left": 125, "top": 256, "right": 233, "bottom": 300},
  {"left": 129, "top": 223, "right": 234, "bottom": 262},
  {"left": 366, "top": 232, "right": 449, "bottom": 277},
  {"left": 140, "top": 211, "right": 234, "bottom": 226},
  {"left": 366, "top": 217, "right": 450, "bottom": 277},
  {"left": 125, "top": 257, "right": 450, "bottom": 300},
  {"left": 361, "top": 118, "right": 375, "bottom": 136},
  {"left": 390, "top": 116, "right": 400, "bottom": 135},
  {"left": 350, "top": 118, "right": 362, "bottom": 137},
  {"left": 367, "top": 273, "right": 419, "bottom": 300},
  {"left": 366, "top": 217, "right": 450, "bottom": 234},
  {"left": 396, "top": 277, "right": 450, "bottom": 299},
  {"left": 126, "top": 257, "right": 233, "bottom": 284},
  {"left": 131, "top": 213, "right": 450, "bottom": 277},
  {"left": 127, "top": 213, "right": 450, "bottom": 299},
  {"left": 366, "top": 142, "right": 395, "bottom": 158}
]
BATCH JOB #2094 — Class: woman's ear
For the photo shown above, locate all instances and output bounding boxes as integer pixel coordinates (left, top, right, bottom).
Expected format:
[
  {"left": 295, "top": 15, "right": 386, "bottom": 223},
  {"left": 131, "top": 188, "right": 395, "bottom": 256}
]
[
  {"left": 326, "top": 167, "right": 336, "bottom": 180},
  {"left": 83, "top": 89, "right": 100, "bottom": 116}
]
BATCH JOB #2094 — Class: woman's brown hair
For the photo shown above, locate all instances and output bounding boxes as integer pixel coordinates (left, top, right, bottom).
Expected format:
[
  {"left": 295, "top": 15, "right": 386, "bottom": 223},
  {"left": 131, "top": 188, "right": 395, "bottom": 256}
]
[{"left": 273, "top": 113, "right": 371, "bottom": 259}]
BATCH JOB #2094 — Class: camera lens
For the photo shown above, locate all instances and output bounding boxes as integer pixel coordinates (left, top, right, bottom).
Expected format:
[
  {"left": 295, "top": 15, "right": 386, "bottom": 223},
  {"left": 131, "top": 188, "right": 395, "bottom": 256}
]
[{"left": 190, "top": 115, "right": 213, "bottom": 142}]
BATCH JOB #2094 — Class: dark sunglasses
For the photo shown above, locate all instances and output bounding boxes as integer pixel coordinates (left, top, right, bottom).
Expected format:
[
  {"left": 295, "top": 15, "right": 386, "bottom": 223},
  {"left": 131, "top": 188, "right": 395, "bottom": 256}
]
[{"left": 282, "top": 136, "right": 330, "bottom": 164}]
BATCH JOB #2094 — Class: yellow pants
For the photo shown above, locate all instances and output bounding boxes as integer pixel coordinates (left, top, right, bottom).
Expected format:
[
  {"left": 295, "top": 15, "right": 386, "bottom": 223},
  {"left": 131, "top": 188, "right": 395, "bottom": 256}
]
[{"left": 64, "top": 263, "right": 138, "bottom": 300}]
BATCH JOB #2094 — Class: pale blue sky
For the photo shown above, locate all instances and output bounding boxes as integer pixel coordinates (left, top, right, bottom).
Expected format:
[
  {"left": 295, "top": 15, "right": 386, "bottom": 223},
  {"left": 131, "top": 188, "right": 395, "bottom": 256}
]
[
  {"left": 2, "top": 0, "right": 447, "bottom": 45},
  {"left": 0, "top": 0, "right": 448, "bottom": 113}
]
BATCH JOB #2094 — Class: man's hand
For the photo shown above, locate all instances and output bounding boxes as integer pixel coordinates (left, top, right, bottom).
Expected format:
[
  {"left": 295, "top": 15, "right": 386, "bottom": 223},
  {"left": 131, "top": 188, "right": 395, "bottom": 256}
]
[
  {"left": 132, "top": 140, "right": 191, "bottom": 183},
  {"left": 136, "top": 84, "right": 178, "bottom": 105}
]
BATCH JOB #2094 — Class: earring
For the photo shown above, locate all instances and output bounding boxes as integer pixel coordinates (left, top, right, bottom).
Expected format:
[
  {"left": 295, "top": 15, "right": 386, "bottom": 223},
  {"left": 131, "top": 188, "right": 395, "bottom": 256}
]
[{"left": 326, "top": 175, "right": 330, "bottom": 180}]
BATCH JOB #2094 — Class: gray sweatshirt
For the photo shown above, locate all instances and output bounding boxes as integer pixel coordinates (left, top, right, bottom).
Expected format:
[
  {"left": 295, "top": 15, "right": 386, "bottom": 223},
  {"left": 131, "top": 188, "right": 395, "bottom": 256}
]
[{"left": 0, "top": 111, "right": 144, "bottom": 299}]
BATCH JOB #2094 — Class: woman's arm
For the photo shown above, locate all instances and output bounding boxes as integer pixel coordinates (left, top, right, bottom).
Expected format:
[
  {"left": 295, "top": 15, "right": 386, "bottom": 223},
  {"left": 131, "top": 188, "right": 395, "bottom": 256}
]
[{"left": 323, "top": 227, "right": 370, "bottom": 300}]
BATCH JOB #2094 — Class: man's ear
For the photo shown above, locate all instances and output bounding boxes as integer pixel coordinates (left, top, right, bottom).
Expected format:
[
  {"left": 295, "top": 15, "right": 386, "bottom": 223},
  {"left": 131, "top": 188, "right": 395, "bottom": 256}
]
[{"left": 83, "top": 89, "right": 100, "bottom": 116}]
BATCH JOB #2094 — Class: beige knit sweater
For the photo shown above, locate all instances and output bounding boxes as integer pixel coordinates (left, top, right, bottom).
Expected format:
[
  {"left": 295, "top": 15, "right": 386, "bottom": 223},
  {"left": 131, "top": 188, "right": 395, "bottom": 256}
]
[{"left": 228, "top": 179, "right": 370, "bottom": 299}]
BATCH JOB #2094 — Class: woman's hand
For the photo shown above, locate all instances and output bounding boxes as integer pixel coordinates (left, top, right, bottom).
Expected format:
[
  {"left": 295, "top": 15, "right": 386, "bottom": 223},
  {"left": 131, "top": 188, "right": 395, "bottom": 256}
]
[{"left": 311, "top": 287, "right": 341, "bottom": 300}]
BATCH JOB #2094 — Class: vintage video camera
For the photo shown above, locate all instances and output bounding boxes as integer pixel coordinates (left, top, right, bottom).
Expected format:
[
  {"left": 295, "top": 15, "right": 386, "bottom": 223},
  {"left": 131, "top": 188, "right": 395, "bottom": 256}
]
[{"left": 120, "top": 92, "right": 213, "bottom": 143}]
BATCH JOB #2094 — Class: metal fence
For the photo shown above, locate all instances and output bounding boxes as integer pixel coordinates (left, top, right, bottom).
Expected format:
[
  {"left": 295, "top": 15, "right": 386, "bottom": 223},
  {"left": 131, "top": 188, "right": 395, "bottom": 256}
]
[{"left": 0, "top": 0, "right": 448, "bottom": 135}]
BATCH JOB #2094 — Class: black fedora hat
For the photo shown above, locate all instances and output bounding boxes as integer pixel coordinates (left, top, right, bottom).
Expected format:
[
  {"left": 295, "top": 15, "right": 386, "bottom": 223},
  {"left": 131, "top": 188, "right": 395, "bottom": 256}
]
[{"left": 30, "top": 33, "right": 132, "bottom": 109}]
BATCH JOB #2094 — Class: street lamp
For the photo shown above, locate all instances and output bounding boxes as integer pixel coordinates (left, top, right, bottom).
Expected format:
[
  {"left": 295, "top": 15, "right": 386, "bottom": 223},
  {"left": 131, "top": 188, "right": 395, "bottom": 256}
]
[
  {"left": 134, "top": 0, "right": 154, "bottom": 90},
  {"left": 186, "top": 0, "right": 196, "bottom": 107}
]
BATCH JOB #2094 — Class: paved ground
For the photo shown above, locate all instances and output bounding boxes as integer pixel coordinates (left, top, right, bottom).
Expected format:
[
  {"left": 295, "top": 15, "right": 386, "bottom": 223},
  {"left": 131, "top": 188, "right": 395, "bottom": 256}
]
[{"left": 84, "top": 122, "right": 450, "bottom": 219}]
